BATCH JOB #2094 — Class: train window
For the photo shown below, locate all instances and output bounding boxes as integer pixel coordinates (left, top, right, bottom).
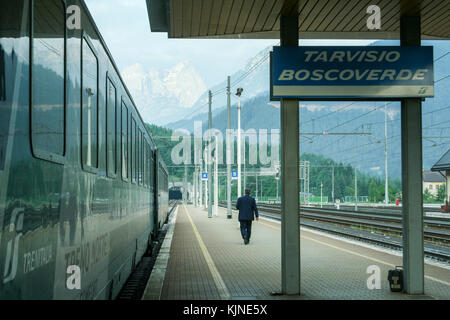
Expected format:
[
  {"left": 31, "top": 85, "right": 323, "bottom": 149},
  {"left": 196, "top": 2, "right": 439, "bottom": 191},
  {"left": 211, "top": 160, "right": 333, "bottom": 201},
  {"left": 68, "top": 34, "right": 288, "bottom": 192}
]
[
  {"left": 106, "top": 77, "right": 116, "bottom": 177},
  {"left": 121, "top": 101, "right": 128, "bottom": 180},
  {"left": 150, "top": 152, "right": 155, "bottom": 190},
  {"left": 81, "top": 37, "right": 99, "bottom": 170},
  {"left": 131, "top": 118, "right": 136, "bottom": 183},
  {"left": 31, "top": 0, "right": 66, "bottom": 161}
]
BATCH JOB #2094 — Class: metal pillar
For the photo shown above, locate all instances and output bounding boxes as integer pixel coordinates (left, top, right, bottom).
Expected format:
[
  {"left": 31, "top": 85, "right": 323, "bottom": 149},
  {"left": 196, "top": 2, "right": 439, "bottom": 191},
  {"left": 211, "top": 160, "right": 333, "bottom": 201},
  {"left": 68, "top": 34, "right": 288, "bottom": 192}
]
[
  {"left": 255, "top": 173, "right": 258, "bottom": 201},
  {"left": 199, "top": 165, "right": 203, "bottom": 207},
  {"left": 208, "top": 91, "right": 213, "bottom": 218},
  {"left": 354, "top": 145, "right": 358, "bottom": 210},
  {"left": 244, "top": 149, "right": 246, "bottom": 192},
  {"left": 204, "top": 147, "right": 208, "bottom": 209},
  {"left": 237, "top": 95, "right": 242, "bottom": 198},
  {"left": 193, "top": 167, "right": 197, "bottom": 206},
  {"left": 331, "top": 166, "right": 335, "bottom": 203},
  {"left": 280, "top": 11, "right": 300, "bottom": 295},
  {"left": 226, "top": 76, "right": 232, "bottom": 218},
  {"left": 400, "top": 15, "right": 424, "bottom": 294},
  {"left": 214, "top": 132, "right": 219, "bottom": 216}
]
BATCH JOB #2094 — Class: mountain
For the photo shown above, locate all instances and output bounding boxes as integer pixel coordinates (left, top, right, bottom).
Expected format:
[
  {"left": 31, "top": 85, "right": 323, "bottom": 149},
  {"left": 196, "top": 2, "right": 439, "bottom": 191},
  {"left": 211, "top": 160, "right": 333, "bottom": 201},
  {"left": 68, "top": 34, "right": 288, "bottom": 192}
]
[
  {"left": 165, "top": 40, "right": 450, "bottom": 179},
  {"left": 122, "top": 61, "right": 206, "bottom": 125}
]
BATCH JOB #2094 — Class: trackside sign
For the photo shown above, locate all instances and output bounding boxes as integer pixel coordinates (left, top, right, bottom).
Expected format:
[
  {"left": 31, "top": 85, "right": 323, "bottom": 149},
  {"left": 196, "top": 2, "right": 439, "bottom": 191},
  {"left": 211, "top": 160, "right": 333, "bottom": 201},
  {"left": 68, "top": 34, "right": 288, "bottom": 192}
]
[{"left": 271, "top": 46, "right": 434, "bottom": 99}]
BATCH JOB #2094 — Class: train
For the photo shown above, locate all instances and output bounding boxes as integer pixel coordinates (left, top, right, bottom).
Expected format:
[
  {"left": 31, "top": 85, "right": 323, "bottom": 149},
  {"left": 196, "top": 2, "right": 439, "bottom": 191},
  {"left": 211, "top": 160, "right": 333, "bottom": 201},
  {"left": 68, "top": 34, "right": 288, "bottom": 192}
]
[
  {"left": 169, "top": 187, "right": 183, "bottom": 200},
  {"left": 0, "top": 0, "right": 169, "bottom": 299}
]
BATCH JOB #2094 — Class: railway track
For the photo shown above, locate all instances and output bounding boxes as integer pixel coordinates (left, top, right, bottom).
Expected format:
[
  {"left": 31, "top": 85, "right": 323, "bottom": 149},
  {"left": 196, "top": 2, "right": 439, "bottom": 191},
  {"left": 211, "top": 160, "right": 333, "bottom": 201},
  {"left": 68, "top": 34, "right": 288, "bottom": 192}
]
[
  {"left": 117, "top": 201, "right": 179, "bottom": 300},
  {"left": 219, "top": 201, "right": 450, "bottom": 261}
]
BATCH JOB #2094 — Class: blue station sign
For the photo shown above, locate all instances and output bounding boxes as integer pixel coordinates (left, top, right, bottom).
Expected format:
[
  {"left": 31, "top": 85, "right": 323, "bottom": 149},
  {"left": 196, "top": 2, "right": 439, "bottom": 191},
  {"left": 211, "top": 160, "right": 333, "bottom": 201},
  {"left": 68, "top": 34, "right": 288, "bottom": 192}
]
[
  {"left": 231, "top": 170, "right": 238, "bottom": 180},
  {"left": 271, "top": 46, "right": 434, "bottom": 99},
  {"left": 201, "top": 172, "right": 208, "bottom": 181}
]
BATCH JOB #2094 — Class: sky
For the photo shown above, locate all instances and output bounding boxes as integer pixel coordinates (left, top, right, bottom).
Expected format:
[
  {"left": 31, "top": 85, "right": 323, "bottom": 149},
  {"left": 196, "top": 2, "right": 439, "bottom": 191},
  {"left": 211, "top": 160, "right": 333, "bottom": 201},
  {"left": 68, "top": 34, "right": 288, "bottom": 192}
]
[{"left": 84, "top": 0, "right": 375, "bottom": 88}]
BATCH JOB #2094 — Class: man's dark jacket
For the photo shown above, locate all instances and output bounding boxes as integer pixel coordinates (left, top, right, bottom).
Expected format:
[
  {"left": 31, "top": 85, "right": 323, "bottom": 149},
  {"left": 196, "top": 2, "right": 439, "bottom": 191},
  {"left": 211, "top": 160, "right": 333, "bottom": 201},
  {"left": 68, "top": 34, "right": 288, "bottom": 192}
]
[{"left": 236, "top": 195, "right": 259, "bottom": 221}]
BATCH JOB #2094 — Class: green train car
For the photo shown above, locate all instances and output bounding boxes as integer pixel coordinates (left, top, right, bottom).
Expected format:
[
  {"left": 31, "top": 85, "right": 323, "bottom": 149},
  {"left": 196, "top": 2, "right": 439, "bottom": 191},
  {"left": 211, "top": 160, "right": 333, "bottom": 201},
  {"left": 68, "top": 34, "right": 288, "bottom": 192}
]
[{"left": 0, "top": 0, "right": 169, "bottom": 299}]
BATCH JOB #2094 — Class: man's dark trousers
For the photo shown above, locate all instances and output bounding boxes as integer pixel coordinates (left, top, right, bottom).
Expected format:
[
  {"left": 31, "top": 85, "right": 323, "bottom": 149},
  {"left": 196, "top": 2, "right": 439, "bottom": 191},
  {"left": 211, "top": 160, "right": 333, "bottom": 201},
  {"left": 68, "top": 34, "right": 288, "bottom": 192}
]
[{"left": 239, "top": 220, "right": 252, "bottom": 241}]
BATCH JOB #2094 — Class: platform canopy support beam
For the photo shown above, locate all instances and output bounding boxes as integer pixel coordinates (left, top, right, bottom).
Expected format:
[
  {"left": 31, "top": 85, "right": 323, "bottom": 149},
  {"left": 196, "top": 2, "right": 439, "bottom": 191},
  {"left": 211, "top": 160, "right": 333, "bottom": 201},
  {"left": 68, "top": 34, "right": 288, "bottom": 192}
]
[
  {"left": 400, "top": 15, "right": 424, "bottom": 295},
  {"left": 280, "top": 0, "right": 300, "bottom": 295}
]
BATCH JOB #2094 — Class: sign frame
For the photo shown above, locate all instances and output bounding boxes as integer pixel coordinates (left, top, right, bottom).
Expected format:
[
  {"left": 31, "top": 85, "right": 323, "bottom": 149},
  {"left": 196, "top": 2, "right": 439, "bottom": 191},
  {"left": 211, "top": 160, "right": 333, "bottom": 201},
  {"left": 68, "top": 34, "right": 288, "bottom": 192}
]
[{"left": 270, "top": 46, "right": 434, "bottom": 102}]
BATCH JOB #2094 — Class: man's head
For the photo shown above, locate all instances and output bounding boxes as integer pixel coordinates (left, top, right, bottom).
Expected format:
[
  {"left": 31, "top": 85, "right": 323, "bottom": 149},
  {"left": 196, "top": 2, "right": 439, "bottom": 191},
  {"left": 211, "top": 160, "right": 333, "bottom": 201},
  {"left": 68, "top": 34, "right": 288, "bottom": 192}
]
[{"left": 245, "top": 189, "right": 251, "bottom": 196}]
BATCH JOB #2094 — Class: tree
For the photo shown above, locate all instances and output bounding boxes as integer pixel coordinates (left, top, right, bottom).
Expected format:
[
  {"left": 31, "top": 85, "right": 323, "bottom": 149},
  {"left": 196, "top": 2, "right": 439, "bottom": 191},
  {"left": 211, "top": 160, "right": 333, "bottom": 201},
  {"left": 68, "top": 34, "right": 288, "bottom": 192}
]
[
  {"left": 369, "top": 181, "right": 379, "bottom": 202},
  {"left": 423, "top": 189, "right": 434, "bottom": 203},
  {"left": 437, "top": 184, "right": 446, "bottom": 203}
]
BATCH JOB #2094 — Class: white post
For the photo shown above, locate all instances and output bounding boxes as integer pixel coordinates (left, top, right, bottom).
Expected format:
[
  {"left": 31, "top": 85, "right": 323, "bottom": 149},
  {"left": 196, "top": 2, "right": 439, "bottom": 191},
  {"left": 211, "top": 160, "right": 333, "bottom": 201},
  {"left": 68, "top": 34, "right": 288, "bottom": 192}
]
[
  {"left": 199, "top": 165, "right": 203, "bottom": 207},
  {"left": 237, "top": 95, "right": 242, "bottom": 198},
  {"left": 354, "top": 145, "right": 358, "bottom": 210},
  {"left": 204, "top": 147, "right": 208, "bottom": 209},
  {"left": 214, "top": 132, "right": 219, "bottom": 216}
]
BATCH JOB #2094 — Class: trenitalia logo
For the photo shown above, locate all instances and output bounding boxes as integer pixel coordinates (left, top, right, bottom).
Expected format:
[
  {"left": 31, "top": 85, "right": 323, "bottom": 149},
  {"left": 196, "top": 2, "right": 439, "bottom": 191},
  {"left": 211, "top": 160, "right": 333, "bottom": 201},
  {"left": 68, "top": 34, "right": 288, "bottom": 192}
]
[{"left": 3, "top": 208, "right": 24, "bottom": 283}]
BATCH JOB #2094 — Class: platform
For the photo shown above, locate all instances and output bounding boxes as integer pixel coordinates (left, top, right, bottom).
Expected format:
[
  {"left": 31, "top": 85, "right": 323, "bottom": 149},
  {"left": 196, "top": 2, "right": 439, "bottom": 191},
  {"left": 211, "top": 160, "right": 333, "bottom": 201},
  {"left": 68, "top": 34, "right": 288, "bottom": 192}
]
[{"left": 142, "top": 204, "right": 450, "bottom": 300}]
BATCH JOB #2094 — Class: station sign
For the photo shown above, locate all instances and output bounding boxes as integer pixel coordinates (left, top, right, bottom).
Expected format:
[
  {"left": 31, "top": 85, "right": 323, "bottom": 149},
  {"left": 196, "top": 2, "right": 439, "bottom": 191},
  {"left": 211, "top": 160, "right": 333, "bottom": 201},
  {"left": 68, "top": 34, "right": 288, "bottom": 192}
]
[
  {"left": 201, "top": 172, "right": 208, "bottom": 181},
  {"left": 271, "top": 46, "right": 434, "bottom": 99},
  {"left": 231, "top": 170, "right": 238, "bottom": 180}
]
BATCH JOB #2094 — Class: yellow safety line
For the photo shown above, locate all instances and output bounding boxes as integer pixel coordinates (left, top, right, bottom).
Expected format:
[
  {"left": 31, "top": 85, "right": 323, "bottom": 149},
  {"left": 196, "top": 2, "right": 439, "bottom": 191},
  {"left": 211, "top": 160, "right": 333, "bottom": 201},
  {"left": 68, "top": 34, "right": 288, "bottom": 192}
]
[
  {"left": 258, "top": 220, "right": 450, "bottom": 287},
  {"left": 183, "top": 205, "right": 231, "bottom": 300}
]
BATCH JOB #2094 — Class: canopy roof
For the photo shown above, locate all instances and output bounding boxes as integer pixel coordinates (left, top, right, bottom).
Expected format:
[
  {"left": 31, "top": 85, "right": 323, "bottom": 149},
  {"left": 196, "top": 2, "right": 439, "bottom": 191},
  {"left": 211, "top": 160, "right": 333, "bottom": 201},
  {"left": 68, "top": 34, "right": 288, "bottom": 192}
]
[
  {"left": 432, "top": 149, "right": 450, "bottom": 171},
  {"left": 146, "top": 0, "right": 449, "bottom": 40}
]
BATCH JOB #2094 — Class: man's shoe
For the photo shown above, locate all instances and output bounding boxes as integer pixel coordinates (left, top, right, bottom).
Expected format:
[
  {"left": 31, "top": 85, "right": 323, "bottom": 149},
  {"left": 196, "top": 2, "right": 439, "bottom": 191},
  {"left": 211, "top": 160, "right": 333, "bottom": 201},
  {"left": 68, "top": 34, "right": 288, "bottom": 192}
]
[{"left": 244, "top": 238, "right": 249, "bottom": 245}]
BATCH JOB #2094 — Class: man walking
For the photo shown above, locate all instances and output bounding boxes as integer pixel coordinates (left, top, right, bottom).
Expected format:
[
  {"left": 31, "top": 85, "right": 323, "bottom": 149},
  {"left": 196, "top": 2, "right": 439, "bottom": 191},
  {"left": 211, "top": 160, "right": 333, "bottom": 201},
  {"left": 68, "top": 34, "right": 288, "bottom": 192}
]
[{"left": 236, "top": 189, "right": 259, "bottom": 245}]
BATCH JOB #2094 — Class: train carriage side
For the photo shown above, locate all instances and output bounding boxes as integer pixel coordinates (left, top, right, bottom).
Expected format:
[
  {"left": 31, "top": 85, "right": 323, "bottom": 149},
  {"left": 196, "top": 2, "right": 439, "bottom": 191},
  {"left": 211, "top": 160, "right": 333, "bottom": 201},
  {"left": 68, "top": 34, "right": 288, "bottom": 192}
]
[
  {"left": 157, "top": 154, "right": 169, "bottom": 228},
  {"left": 0, "top": 0, "right": 164, "bottom": 300}
]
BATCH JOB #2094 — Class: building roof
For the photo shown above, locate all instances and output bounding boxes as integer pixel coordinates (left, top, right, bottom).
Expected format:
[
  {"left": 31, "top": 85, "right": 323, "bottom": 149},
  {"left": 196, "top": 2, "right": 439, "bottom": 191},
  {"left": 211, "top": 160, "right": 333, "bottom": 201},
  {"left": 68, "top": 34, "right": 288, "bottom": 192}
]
[
  {"left": 146, "top": 0, "right": 450, "bottom": 40},
  {"left": 431, "top": 149, "right": 450, "bottom": 171},
  {"left": 423, "top": 170, "right": 446, "bottom": 182}
]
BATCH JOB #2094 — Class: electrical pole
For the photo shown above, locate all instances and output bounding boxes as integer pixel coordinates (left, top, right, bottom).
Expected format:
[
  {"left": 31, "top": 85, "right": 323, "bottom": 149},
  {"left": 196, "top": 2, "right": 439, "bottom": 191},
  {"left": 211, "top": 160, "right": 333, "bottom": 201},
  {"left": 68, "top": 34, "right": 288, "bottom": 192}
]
[
  {"left": 193, "top": 166, "right": 197, "bottom": 206},
  {"left": 332, "top": 165, "right": 335, "bottom": 203},
  {"left": 384, "top": 102, "right": 389, "bottom": 205},
  {"left": 199, "top": 164, "right": 203, "bottom": 207},
  {"left": 208, "top": 90, "right": 212, "bottom": 218},
  {"left": 214, "top": 131, "right": 219, "bottom": 216},
  {"left": 204, "top": 147, "right": 208, "bottom": 209},
  {"left": 236, "top": 88, "right": 243, "bottom": 199},
  {"left": 260, "top": 179, "right": 263, "bottom": 200},
  {"left": 244, "top": 147, "right": 246, "bottom": 192},
  {"left": 255, "top": 172, "right": 258, "bottom": 201},
  {"left": 354, "top": 145, "right": 358, "bottom": 210},
  {"left": 184, "top": 163, "right": 187, "bottom": 203},
  {"left": 226, "top": 76, "right": 232, "bottom": 218},
  {"left": 320, "top": 181, "right": 323, "bottom": 208}
]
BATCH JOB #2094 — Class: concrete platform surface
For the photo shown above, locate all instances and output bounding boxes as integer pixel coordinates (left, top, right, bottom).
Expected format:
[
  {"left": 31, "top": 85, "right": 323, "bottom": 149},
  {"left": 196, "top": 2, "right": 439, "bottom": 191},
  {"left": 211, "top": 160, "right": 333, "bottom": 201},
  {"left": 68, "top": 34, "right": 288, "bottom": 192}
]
[{"left": 143, "top": 204, "right": 450, "bottom": 300}]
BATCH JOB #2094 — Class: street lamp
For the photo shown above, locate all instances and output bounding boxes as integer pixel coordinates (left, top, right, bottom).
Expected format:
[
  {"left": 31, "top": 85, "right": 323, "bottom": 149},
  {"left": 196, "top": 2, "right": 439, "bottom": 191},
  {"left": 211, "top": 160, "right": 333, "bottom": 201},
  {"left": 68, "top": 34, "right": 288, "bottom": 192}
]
[{"left": 236, "top": 88, "right": 243, "bottom": 199}]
